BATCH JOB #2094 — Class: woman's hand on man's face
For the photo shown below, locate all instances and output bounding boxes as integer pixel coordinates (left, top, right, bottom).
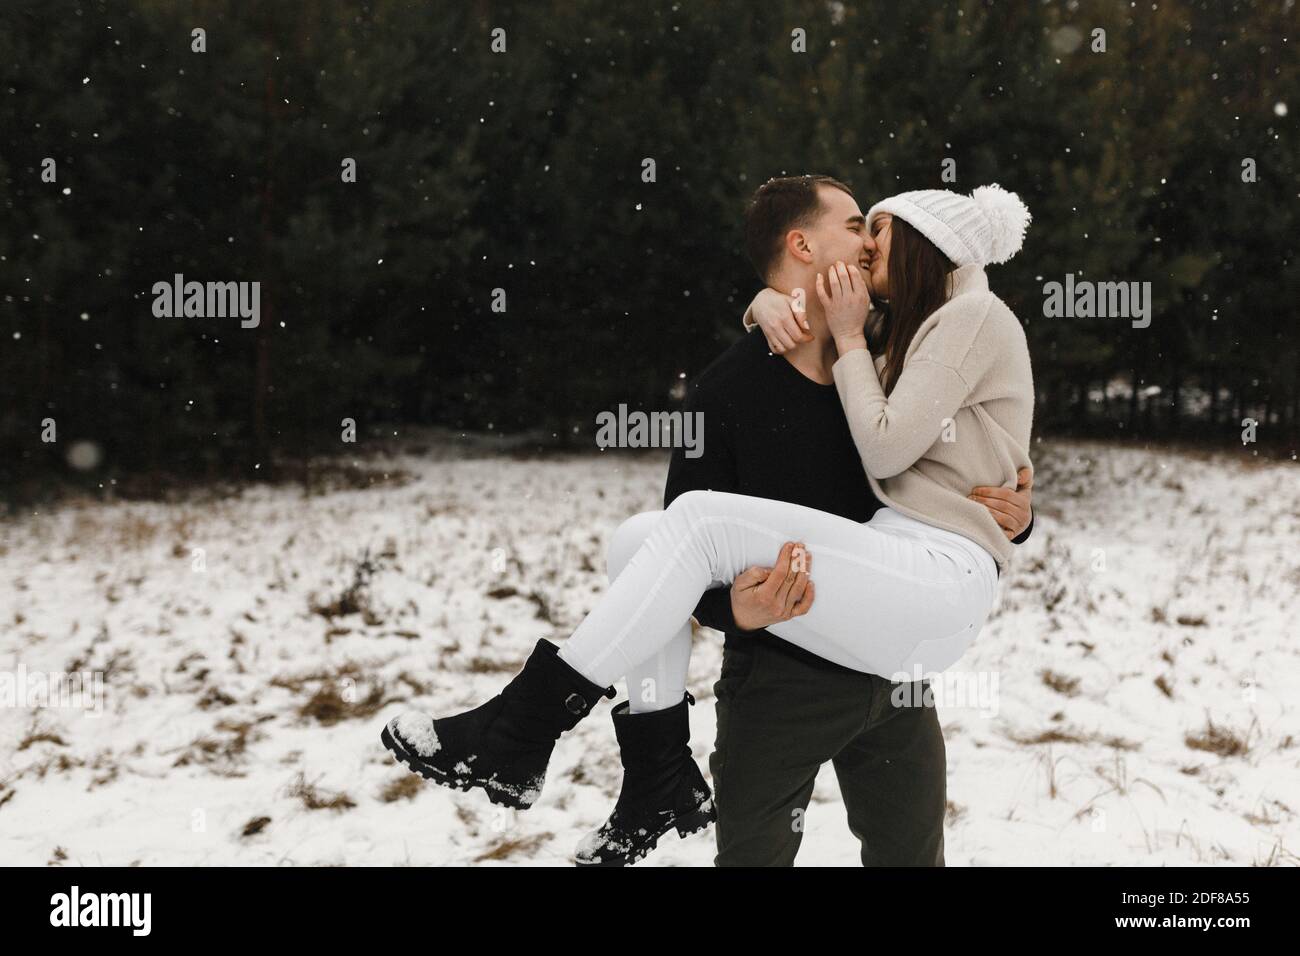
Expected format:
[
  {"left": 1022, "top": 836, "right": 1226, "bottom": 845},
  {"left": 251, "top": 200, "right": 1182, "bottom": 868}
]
[{"left": 817, "top": 261, "right": 872, "bottom": 352}]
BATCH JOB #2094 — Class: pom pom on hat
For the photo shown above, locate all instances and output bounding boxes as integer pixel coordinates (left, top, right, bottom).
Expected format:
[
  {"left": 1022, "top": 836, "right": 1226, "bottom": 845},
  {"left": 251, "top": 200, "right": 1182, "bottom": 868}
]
[{"left": 970, "top": 184, "right": 1031, "bottom": 264}]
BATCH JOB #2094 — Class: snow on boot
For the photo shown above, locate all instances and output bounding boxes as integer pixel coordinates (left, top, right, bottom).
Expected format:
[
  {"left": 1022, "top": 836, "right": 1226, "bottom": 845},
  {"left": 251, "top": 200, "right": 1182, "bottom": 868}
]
[
  {"left": 381, "top": 638, "right": 615, "bottom": 810},
  {"left": 574, "top": 691, "right": 715, "bottom": 866}
]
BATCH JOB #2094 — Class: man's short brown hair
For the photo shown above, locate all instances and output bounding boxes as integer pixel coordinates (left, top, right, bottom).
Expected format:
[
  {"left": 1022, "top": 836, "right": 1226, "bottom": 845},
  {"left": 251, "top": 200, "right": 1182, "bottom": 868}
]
[{"left": 743, "top": 175, "right": 855, "bottom": 282}]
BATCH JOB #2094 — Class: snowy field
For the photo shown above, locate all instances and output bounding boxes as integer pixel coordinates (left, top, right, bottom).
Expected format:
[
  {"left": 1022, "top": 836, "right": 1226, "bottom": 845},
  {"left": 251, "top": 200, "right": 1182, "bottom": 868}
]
[{"left": 1, "top": 434, "right": 1297, "bottom": 867}]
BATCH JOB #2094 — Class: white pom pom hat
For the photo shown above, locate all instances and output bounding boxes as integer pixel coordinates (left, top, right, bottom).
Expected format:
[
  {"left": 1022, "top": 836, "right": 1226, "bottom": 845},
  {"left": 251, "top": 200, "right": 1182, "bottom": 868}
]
[{"left": 865, "top": 184, "right": 1031, "bottom": 267}]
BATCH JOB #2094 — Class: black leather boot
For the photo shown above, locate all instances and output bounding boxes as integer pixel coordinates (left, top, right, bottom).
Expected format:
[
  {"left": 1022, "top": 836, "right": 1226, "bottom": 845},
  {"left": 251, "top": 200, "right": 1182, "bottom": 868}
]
[
  {"left": 574, "top": 691, "right": 715, "bottom": 866},
  {"left": 381, "top": 638, "right": 616, "bottom": 810}
]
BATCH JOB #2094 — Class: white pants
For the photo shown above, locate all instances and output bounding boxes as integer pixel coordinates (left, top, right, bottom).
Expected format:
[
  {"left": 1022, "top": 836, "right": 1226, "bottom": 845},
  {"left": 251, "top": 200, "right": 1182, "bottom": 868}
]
[{"left": 559, "top": 490, "right": 999, "bottom": 712}]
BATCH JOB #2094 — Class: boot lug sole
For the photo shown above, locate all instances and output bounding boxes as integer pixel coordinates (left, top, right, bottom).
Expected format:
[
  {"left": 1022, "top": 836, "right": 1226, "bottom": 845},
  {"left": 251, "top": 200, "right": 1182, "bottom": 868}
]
[
  {"left": 381, "top": 725, "right": 536, "bottom": 810},
  {"left": 573, "top": 799, "right": 716, "bottom": 867}
]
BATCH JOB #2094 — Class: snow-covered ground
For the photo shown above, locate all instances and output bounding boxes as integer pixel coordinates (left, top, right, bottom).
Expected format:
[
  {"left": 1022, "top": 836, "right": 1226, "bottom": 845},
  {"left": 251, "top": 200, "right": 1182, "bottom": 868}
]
[{"left": 1, "top": 435, "right": 1296, "bottom": 866}]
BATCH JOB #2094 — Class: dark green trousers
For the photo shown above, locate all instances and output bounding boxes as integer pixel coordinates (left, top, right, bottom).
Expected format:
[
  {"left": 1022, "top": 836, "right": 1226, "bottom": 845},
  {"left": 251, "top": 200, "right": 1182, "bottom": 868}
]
[{"left": 709, "top": 635, "right": 947, "bottom": 866}]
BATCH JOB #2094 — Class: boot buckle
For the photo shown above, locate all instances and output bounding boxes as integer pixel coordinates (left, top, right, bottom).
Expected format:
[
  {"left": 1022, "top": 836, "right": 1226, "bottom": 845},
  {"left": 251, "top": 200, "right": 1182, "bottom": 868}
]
[{"left": 564, "top": 693, "right": 589, "bottom": 716}]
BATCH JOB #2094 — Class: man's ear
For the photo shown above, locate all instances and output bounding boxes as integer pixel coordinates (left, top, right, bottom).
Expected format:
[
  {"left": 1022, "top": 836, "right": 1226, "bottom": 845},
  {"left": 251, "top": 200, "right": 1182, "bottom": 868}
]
[{"left": 785, "top": 228, "right": 814, "bottom": 265}]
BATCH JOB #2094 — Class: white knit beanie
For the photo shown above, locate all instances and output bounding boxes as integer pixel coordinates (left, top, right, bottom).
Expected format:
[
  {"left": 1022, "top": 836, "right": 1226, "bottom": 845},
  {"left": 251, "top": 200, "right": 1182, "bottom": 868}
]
[{"left": 865, "top": 184, "right": 1031, "bottom": 267}]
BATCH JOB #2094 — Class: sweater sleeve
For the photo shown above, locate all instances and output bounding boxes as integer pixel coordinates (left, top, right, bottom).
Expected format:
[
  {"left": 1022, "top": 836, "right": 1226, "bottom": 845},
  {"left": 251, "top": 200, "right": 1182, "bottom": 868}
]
[
  {"left": 741, "top": 287, "right": 802, "bottom": 333},
  {"left": 691, "top": 585, "right": 739, "bottom": 633},
  {"left": 831, "top": 349, "right": 973, "bottom": 479}
]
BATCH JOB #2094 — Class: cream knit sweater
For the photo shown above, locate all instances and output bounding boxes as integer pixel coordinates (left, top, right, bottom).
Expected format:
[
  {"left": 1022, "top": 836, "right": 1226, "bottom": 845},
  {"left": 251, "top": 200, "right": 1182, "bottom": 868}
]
[{"left": 746, "top": 263, "right": 1034, "bottom": 570}]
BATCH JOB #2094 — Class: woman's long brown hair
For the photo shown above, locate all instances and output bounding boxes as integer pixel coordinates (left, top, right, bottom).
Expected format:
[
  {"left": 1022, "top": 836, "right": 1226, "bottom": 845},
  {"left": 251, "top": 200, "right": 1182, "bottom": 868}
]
[{"left": 872, "top": 217, "right": 955, "bottom": 395}]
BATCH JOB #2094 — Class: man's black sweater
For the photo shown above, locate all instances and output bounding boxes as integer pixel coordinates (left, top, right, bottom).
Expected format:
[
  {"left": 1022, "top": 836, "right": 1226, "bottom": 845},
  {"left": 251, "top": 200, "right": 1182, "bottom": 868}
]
[{"left": 665, "top": 331, "right": 1031, "bottom": 673}]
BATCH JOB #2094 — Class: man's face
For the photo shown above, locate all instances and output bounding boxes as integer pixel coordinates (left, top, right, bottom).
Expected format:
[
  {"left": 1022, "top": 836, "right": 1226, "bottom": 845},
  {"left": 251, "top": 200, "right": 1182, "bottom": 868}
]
[{"left": 802, "top": 185, "right": 874, "bottom": 294}]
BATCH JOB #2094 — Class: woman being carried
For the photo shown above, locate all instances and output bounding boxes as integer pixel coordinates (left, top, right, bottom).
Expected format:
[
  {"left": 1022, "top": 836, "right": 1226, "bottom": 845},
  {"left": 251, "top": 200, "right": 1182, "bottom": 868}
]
[{"left": 381, "top": 183, "right": 1035, "bottom": 866}]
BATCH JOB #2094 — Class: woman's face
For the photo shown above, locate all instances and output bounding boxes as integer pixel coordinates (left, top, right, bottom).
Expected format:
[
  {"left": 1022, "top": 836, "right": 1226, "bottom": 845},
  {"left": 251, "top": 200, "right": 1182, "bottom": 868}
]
[{"left": 867, "top": 213, "right": 892, "bottom": 299}]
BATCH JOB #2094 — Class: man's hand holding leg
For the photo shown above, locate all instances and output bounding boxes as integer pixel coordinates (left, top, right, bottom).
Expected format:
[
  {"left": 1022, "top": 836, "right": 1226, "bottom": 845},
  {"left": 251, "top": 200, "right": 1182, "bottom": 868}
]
[
  {"left": 969, "top": 466, "right": 1034, "bottom": 541},
  {"left": 730, "top": 541, "right": 815, "bottom": 632}
]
